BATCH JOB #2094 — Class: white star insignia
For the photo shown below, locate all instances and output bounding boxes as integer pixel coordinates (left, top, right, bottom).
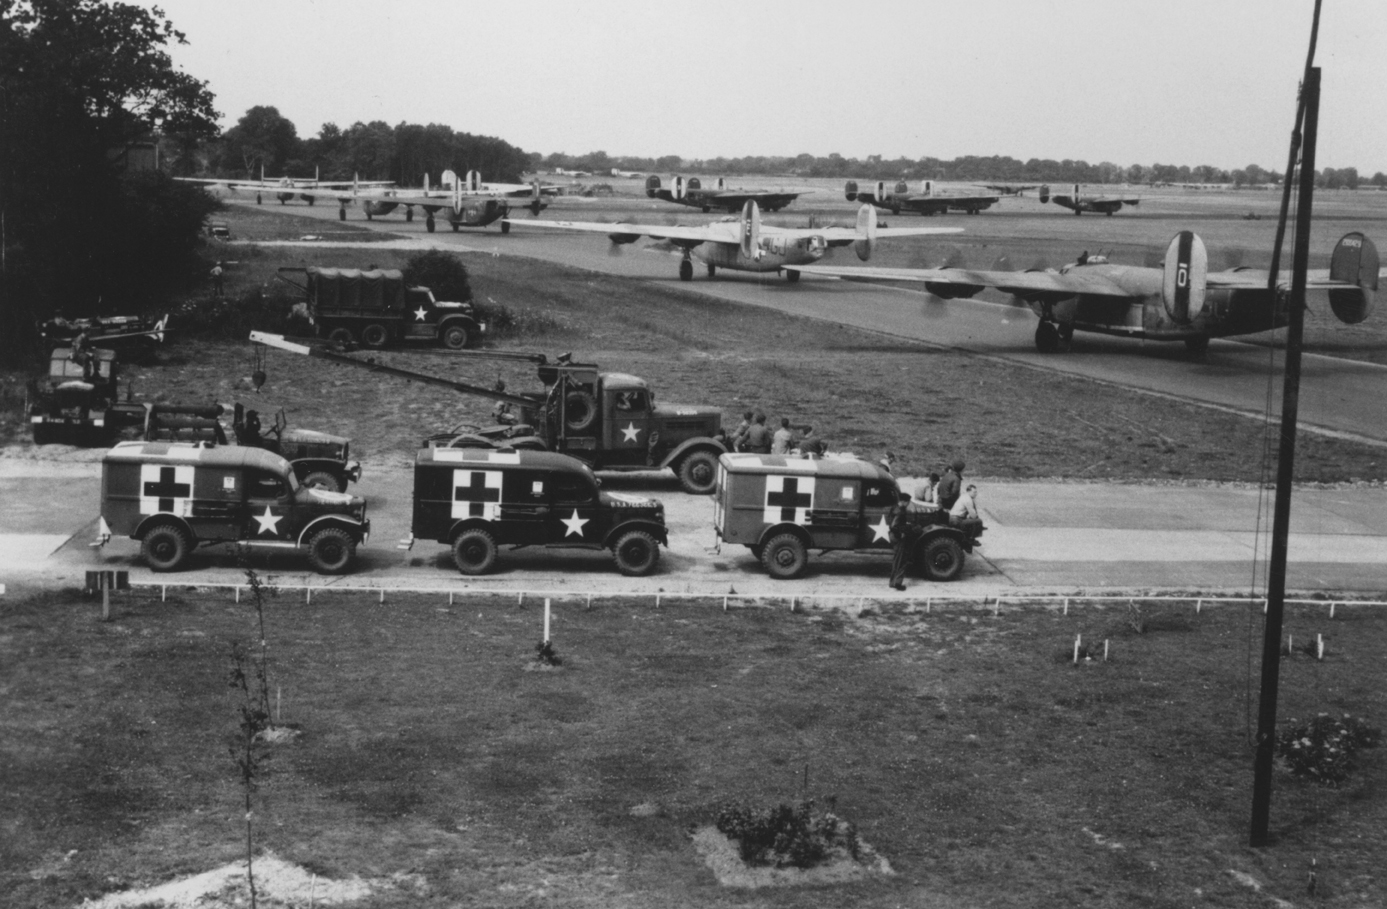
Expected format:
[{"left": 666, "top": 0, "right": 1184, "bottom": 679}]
[
  {"left": 869, "top": 515, "right": 892, "bottom": 543},
  {"left": 254, "top": 506, "right": 282, "bottom": 536},
  {"left": 561, "top": 509, "right": 589, "bottom": 538},
  {"left": 413, "top": 305, "right": 428, "bottom": 321},
  {"left": 621, "top": 422, "right": 641, "bottom": 443}
]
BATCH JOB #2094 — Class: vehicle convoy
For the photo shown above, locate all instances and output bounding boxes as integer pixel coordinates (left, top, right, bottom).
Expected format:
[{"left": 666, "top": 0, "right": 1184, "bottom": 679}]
[
  {"left": 249, "top": 332, "right": 729, "bottom": 494},
  {"left": 96, "top": 441, "right": 370, "bottom": 574},
  {"left": 713, "top": 453, "right": 985, "bottom": 581},
  {"left": 405, "top": 447, "right": 668, "bottom": 576},
  {"left": 275, "top": 267, "right": 485, "bottom": 350}
]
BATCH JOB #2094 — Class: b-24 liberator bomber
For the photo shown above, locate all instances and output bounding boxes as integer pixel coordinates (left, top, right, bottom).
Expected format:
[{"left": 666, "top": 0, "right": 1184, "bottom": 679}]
[
  {"left": 791, "top": 230, "right": 1382, "bottom": 354},
  {"left": 644, "top": 175, "right": 805, "bottom": 213},
  {"left": 503, "top": 201, "right": 962, "bottom": 282},
  {"left": 845, "top": 180, "right": 1000, "bottom": 216},
  {"left": 1040, "top": 183, "right": 1141, "bottom": 215}
]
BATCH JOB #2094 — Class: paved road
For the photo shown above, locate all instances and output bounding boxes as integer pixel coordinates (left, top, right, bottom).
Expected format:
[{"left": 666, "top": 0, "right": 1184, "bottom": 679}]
[
  {"left": 3, "top": 458, "right": 1383, "bottom": 600},
  {"left": 243, "top": 199, "right": 1387, "bottom": 445}
]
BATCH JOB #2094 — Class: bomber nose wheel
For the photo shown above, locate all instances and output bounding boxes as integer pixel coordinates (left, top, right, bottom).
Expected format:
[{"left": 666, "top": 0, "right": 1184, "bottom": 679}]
[
  {"left": 679, "top": 258, "right": 694, "bottom": 282},
  {"left": 1035, "top": 321, "right": 1061, "bottom": 353}
]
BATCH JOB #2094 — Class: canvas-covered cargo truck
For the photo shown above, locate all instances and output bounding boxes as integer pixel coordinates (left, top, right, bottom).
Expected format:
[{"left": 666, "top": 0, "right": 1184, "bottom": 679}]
[
  {"left": 713, "top": 452, "right": 984, "bottom": 581},
  {"left": 406, "top": 447, "right": 668, "bottom": 576},
  {"left": 96, "top": 441, "right": 370, "bottom": 574},
  {"left": 277, "top": 267, "right": 485, "bottom": 350}
]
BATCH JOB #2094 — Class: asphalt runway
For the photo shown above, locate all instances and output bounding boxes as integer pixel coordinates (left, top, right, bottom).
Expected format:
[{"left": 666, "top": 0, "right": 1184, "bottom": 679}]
[{"left": 233, "top": 191, "right": 1387, "bottom": 444}]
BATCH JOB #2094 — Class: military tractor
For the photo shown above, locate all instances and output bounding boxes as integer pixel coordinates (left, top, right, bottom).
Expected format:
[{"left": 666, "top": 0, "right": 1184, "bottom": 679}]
[{"left": 249, "top": 332, "right": 729, "bottom": 494}]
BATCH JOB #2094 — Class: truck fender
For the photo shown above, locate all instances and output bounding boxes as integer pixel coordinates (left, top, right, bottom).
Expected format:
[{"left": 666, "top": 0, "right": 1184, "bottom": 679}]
[
  {"left": 756, "top": 522, "right": 811, "bottom": 550},
  {"left": 656, "top": 436, "right": 727, "bottom": 470},
  {"left": 437, "top": 314, "right": 478, "bottom": 332},
  {"left": 446, "top": 517, "right": 505, "bottom": 543},
  {"left": 133, "top": 513, "right": 196, "bottom": 542},
  {"left": 602, "top": 519, "right": 669, "bottom": 548},
  {"left": 920, "top": 525, "right": 981, "bottom": 553},
  {"left": 297, "top": 515, "right": 369, "bottom": 546}
]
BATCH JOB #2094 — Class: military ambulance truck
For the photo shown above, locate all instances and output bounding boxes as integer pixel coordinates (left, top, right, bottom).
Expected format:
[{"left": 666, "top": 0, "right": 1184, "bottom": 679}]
[
  {"left": 97, "top": 442, "right": 370, "bottom": 573},
  {"left": 405, "top": 447, "right": 668, "bottom": 576},
  {"left": 713, "top": 452, "right": 984, "bottom": 581}
]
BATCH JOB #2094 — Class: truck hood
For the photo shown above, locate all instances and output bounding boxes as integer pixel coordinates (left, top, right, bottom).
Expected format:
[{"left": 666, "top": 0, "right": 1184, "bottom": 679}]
[
  {"left": 295, "top": 486, "right": 366, "bottom": 517},
  {"left": 653, "top": 403, "right": 722, "bottom": 419},
  {"left": 281, "top": 428, "right": 350, "bottom": 446}
]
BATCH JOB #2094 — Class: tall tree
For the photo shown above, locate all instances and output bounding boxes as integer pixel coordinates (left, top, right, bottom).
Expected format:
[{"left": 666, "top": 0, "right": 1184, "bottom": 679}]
[{"left": 1, "top": 0, "right": 219, "bottom": 364}]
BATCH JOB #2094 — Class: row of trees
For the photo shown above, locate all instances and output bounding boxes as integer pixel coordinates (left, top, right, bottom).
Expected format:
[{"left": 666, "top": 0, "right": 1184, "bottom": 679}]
[
  {"left": 1, "top": 0, "right": 222, "bottom": 366},
  {"left": 163, "top": 106, "right": 533, "bottom": 186},
  {"left": 535, "top": 150, "right": 1386, "bottom": 190}
]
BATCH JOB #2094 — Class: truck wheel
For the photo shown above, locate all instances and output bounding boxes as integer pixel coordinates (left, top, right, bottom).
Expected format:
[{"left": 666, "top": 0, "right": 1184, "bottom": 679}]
[
  {"left": 920, "top": 536, "right": 964, "bottom": 582},
  {"left": 564, "top": 390, "right": 597, "bottom": 432},
  {"left": 361, "top": 323, "right": 389, "bottom": 348},
  {"left": 452, "top": 528, "right": 497, "bottom": 575},
  {"left": 142, "top": 523, "right": 192, "bottom": 572},
  {"left": 676, "top": 450, "right": 719, "bottom": 495},
  {"left": 760, "top": 533, "right": 807, "bottom": 580},
  {"left": 327, "top": 327, "right": 355, "bottom": 346},
  {"left": 441, "top": 324, "right": 470, "bottom": 350},
  {"left": 307, "top": 526, "right": 356, "bottom": 574},
  {"left": 612, "top": 530, "right": 660, "bottom": 576},
  {"left": 301, "top": 470, "right": 343, "bottom": 492}
]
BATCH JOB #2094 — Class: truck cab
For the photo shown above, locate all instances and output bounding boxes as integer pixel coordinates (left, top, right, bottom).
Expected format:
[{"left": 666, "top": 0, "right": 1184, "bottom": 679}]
[
  {"left": 714, "top": 452, "right": 983, "bottom": 581},
  {"left": 97, "top": 441, "right": 370, "bottom": 574}
]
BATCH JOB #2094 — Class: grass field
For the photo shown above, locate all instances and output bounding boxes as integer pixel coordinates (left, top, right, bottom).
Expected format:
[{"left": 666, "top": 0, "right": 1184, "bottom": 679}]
[{"left": 1, "top": 587, "right": 1382, "bottom": 907}]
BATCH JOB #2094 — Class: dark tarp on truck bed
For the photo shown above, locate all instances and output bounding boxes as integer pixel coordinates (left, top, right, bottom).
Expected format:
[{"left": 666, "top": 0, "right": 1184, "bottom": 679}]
[{"left": 306, "top": 268, "right": 406, "bottom": 313}]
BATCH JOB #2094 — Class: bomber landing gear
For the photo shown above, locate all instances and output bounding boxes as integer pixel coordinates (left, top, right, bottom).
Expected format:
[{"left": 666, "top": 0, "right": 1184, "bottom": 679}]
[
  {"left": 706, "top": 263, "right": 716, "bottom": 278},
  {"left": 501, "top": 221, "right": 511, "bottom": 235},
  {"left": 679, "top": 257, "right": 693, "bottom": 282},
  {"left": 426, "top": 213, "right": 436, "bottom": 233},
  {"left": 1035, "top": 321, "right": 1061, "bottom": 353},
  {"left": 451, "top": 222, "right": 460, "bottom": 232},
  {"left": 405, "top": 207, "right": 414, "bottom": 222},
  {"left": 1057, "top": 323, "right": 1074, "bottom": 350},
  {"left": 784, "top": 269, "right": 800, "bottom": 283},
  {"left": 338, "top": 205, "right": 347, "bottom": 221}
]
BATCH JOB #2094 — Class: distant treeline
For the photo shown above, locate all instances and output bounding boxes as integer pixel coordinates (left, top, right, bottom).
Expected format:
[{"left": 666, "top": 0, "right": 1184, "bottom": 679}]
[
  {"left": 162, "top": 106, "right": 532, "bottom": 185},
  {"left": 535, "top": 150, "right": 1384, "bottom": 190}
]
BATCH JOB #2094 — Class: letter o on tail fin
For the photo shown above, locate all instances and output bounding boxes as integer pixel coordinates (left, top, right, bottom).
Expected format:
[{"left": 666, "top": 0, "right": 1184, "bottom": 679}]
[
  {"left": 853, "top": 204, "right": 878, "bottom": 261},
  {"left": 1161, "top": 230, "right": 1208, "bottom": 324},
  {"left": 875, "top": 181, "right": 887, "bottom": 202},
  {"left": 672, "top": 175, "right": 685, "bottom": 199},
  {"left": 1328, "top": 232, "right": 1377, "bottom": 324},
  {"left": 844, "top": 180, "right": 859, "bottom": 201}
]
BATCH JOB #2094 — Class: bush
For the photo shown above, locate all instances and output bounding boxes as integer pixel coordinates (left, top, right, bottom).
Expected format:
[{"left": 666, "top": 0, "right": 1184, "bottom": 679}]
[
  {"left": 402, "top": 250, "right": 472, "bottom": 303},
  {"left": 714, "top": 799, "right": 859, "bottom": 869},
  {"left": 1277, "top": 713, "right": 1380, "bottom": 786},
  {"left": 171, "top": 286, "right": 305, "bottom": 341}
]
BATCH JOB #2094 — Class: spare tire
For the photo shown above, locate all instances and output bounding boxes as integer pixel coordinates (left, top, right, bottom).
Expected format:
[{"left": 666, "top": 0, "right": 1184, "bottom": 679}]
[{"left": 564, "top": 389, "right": 597, "bottom": 432}]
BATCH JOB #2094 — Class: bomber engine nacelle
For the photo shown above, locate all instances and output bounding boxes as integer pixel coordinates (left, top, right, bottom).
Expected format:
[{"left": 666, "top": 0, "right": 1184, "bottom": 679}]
[
  {"left": 844, "top": 180, "right": 859, "bottom": 201},
  {"left": 853, "top": 203, "right": 877, "bottom": 261},
  {"left": 739, "top": 200, "right": 761, "bottom": 260},
  {"left": 714, "top": 177, "right": 726, "bottom": 191},
  {"left": 1160, "top": 231, "right": 1209, "bottom": 324},
  {"left": 922, "top": 179, "right": 933, "bottom": 196},
  {"left": 1038, "top": 184, "right": 1051, "bottom": 203},
  {"left": 1328, "top": 231, "right": 1379, "bottom": 324},
  {"left": 608, "top": 231, "right": 641, "bottom": 245},
  {"left": 645, "top": 175, "right": 663, "bottom": 198}
]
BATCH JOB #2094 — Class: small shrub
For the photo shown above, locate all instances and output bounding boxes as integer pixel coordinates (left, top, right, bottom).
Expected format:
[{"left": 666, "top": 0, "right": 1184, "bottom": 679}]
[
  {"left": 714, "top": 799, "right": 859, "bottom": 868},
  {"left": 535, "top": 639, "right": 562, "bottom": 666},
  {"left": 1277, "top": 713, "right": 1381, "bottom": 786}
]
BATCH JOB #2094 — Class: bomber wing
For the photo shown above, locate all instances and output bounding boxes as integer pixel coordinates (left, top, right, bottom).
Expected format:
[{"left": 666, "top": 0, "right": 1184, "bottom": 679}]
[
  {"left": 502, "top": 217, "right": 743, "bottom": 246},
  {"left": 792, "top": 264, "right": 1133, "bottom": 298}
]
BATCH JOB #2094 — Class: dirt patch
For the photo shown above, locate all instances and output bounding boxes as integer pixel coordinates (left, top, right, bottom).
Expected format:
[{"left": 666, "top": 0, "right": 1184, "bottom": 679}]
[{"left": 690, "top": 825, "right": 894, "bottom": 888}]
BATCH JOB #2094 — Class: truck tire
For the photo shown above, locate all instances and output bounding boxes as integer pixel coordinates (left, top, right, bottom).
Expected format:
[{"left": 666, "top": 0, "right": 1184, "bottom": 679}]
[
  {"left": 307, "top": 526, "right": 356, "bottom": 574},
  {"left": 327, "top": 327, "right": 355, "bottom": 346},
  {"left": 142, "top": 523, "right": 192, "bottom": 572},
  {"left": 920, "top": 536, "right": 964, "bottom": 582},
  {"left": 361, "top": 323, "right": 389, "bottom": 348},
  {"left": 676, "top": 450, "right": 719, "bottom": 495},
  {"left": 453, "top": 528, "right": 497, "bottom": 575},
  {"left": 301, "top": 470, "right": 343, "bottom": 492},
  {"left": 564, "top": 390, "right": 597, "bottom": 432},
  {"left": 760, "top": 533, "right": 808, "bottom": 580},
  {"left": 612, "top": 530, "right": 660, "bottom": 576},
  {"left": 440, "top": 323, "right": 470, "bottom": 350}
]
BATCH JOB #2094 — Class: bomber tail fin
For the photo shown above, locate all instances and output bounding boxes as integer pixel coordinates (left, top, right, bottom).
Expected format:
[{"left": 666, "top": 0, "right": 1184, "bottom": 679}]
[
  {"left": 853, "top": 204, "right": 878, "bottom": 261},
  {"left": 1327, "top": 232, "right": 1378, "bottom": 324},
  {"left": 1038, "top": 184, "right": 1051, "bottom": 204},
  {"left": 466, "top": 170, "right": 481, "bottom": 193},
  {"left": 844, "top": 180, "right": 859, "bottom": 201},
  {"left": 1160, "top": 231, "right": 1209, "bottom": 324},
  {"left": 739, "top": 200, "right": 761, "bottom": 260},
  {"left": 645, "top": 175, "right": 662, "bottom": 198}
]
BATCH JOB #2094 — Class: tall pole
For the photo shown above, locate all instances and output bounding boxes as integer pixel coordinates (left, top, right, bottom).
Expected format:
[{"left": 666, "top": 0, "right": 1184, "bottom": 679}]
[{"left": 1250, "top": 65, "right": 1320, "bottom": 848}]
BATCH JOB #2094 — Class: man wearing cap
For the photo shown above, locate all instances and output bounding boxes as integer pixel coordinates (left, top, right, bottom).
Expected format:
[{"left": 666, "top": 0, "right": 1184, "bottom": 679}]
[{"left": 937, "top": 460, "right": 965, "bottom": 510}]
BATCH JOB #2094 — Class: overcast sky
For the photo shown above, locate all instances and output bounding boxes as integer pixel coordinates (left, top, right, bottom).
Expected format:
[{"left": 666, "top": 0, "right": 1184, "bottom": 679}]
[{"left": 144, "top": 0, "right": 1387, "bottom": 173}]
